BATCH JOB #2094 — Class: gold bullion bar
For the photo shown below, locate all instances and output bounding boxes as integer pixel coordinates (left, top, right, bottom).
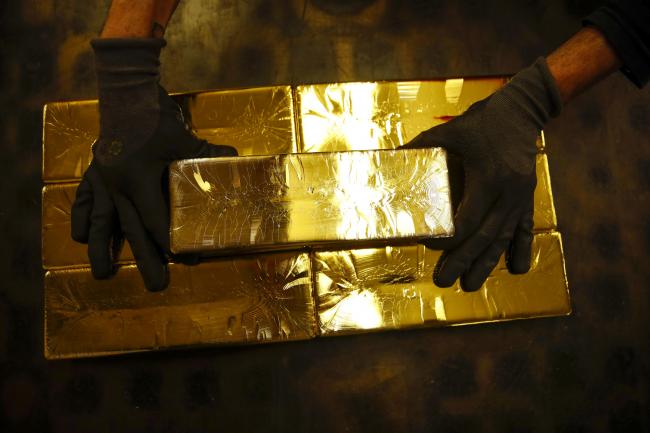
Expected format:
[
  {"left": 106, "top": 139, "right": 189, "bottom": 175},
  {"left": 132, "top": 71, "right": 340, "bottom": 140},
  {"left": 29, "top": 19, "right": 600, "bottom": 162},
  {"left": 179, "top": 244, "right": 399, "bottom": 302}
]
[
  {"left": 534, "top": 153, "right": 557, "bottom": 231},
  {"left": 296, "top": 79, "right": 544, "bottom": 153},
  {"left": 189, "top": 86, "right": 298, "bottom": 155},
  {"left": 42, "top": 100, "right": 99, "bottom": 183},
  {"left": 169, "top": 148, "right": 454, "bottom": 255},
  {"left": 41, "top": 183, "right": 134, "bottom": 269},
  {"left": 42, "top": 86, "right": 298, "bottom": 183},
  {"left": 314, "top": 231, "right": 570, "bottom": 336},
  {"left": 44, "top": 251, "right": 316, "bottom": 359}
]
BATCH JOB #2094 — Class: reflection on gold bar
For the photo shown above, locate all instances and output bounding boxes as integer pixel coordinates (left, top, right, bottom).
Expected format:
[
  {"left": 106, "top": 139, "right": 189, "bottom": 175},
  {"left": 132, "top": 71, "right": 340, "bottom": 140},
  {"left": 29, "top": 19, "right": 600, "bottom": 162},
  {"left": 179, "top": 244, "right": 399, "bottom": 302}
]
[
  {"left": 170, "top": 148, "right": 454, "bottom": 255},
  {"left": 296, "top": 79, "right": 543, "bottom": 153},
  {"left": 45, "top": 252, "right": 316, "bottom": 359},
  {"left": 534, "top": 154, "right": 557, "bottom": 231},
  {"left": 189, "top": 86, "right": 298, "bottom": 156},
  {"left": 314, "top": 232, "right": 569, "bottom": 335},
  {"left": 41, "top": 184, "right": 134, "bottom": 269},
  {"left": 42, "top": 100, "right": 98, "bottom": 182}
]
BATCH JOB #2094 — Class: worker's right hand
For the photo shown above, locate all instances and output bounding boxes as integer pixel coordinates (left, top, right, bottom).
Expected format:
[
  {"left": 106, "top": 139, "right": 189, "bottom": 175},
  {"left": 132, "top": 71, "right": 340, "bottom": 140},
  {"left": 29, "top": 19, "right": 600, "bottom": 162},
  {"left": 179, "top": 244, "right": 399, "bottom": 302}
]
[{"left": 402, "top": 58, "right": 562, "bottom": 291}]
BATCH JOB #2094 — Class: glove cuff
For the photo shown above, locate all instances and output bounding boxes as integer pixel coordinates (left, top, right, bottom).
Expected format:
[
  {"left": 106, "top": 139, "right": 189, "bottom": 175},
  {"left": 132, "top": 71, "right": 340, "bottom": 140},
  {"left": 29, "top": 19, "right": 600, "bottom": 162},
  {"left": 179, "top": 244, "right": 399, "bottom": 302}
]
[
  {"left": 91, "top": 38, "right": 167, "bottom": 164},
  {"left": 505, "top": 57, "right": 563, "bottom": 128}
]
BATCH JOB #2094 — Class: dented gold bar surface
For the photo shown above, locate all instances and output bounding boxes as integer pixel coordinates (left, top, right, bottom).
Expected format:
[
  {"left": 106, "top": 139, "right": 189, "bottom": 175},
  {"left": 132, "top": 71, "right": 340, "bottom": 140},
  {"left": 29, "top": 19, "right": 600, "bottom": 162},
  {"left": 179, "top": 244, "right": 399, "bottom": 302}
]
[
  {"left": 189, "top": 86, "right": 298, "bottom": 155},
  {"left": 42, "top": 86, "right": 297, "bottom": 182},
  {"left": 45, "top": 252, "right": 316, "bottom": 359},
  {"left": 296, "top": 79, "right": 544, "bottom": 153},
  {"left": 169, "top": 148, "right": 454, "bottom": 255},
  {"left": 314, "top": 232, "right": 570, "bottom": 335}
]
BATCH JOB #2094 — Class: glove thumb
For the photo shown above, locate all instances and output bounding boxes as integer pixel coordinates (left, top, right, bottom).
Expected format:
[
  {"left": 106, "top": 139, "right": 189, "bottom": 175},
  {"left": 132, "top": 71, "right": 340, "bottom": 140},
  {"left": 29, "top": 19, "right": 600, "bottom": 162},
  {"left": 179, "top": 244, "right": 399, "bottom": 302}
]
[{"left": 400, "top": 119, "right": 461, "bottom": 154}]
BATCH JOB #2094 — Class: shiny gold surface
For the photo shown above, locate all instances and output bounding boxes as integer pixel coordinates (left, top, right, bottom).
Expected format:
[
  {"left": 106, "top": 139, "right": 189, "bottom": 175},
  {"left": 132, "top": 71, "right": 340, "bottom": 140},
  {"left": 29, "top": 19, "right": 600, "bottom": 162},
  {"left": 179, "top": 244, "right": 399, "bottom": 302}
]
[
  {"left": 44, "top": 252, "right": 316, "bottom": 359},
  {"left": 534, "top": 153, "right": 557, "bottom": 231},
  {"left": 296, "top": 79, "right": 544, "bottom": 152},
  {"left": 314, "top": 232, "right": 570, "bottom": 335},
  {"left": 42, "top": 79, "right": 544, "bottom": 183},
  {"left": 42, "top": 100, "right": 98, "bottom": 182},
  {"left": 169, "top": 148, "right": 454, "bottom": 255},
  {"left": 189, "top": 86, "right": 298, "bottom": 156},
  {"left": 41, "top": 183, "right": 134, "bottom": 269}
]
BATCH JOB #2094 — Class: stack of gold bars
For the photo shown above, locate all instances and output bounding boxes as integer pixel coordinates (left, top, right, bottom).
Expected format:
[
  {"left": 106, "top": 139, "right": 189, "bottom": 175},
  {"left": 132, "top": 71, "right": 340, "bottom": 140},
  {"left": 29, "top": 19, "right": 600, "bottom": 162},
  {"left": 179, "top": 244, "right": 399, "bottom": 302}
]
[{"left": 42, "top": 79, "right": 570, "bottom": 359}]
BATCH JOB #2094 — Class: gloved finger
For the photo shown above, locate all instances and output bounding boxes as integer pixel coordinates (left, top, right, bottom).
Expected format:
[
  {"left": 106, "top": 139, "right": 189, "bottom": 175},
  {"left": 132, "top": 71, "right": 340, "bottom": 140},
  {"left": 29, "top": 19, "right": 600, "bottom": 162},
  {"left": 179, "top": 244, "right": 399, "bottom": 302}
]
[
  {"left": 71, "top": 176, "right": 93, "bottom": 243},
  {"left": 178, "top": 137, "right": 238, "bottom": 160},
  {"left": 131, "top": 172, "right": 171, "bottom": 253},
  {"left": 434, "top": 193, "right": 513, "bottom": 288},
  {"left": 507, "top": 199, "right": 535, "bottom": 274},
  {"left": 170, "top": 252, "right": 201, "bottom": 266},
  {"left": 113, "top": 194, "right": 168, "bottom": 292},
  {"left": 87, "top": 195, "right": 119, "bottom": 279},
  {"left": 460, "top": 213, "right": 520, "bottom": 292},
  {"left": 422, "top": 168, "right": 498, "bottom": 251},
  {"left": 399, "top": 119, "right": 461, "bottom": 153}
]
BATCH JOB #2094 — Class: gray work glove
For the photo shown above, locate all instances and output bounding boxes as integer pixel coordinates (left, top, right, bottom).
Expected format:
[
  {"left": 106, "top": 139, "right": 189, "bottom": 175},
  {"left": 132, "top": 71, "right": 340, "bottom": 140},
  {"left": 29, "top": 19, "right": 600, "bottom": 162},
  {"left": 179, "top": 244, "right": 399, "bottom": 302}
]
[
  {"left": 71, "top": 38, "right": 237, "bottom": 291},
  {"left": 402, "top": 58, "right": 562, "bottom": 291}
]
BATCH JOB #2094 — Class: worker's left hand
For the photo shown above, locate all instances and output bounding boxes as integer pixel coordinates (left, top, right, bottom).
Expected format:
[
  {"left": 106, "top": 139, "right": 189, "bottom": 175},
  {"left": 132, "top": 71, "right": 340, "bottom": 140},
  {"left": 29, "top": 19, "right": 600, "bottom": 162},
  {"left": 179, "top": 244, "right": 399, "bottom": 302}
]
[{"left": 402, "top": 58, "right": 562, "bottom": 291}]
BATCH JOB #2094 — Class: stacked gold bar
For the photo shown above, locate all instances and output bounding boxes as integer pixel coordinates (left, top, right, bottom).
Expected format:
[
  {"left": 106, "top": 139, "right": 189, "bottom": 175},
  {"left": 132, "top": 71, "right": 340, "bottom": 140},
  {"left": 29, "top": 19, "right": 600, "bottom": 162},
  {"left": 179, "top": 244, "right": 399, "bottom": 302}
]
[
  {"left": 169, "top": 148, "right": 454, "bottom": 255},
  {"left": 42, "top": 78, "right": 569, "bottom": 359}
]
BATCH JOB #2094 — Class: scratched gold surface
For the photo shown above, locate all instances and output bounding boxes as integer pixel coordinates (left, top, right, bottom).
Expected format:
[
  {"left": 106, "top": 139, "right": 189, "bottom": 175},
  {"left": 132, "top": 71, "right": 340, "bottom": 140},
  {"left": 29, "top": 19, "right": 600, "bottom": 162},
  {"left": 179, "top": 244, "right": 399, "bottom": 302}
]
[
  {"left": 296, "top": 79, "right": 544, "bottom": 153},
  {"left": 169, "top": 148, "right": 454, "bottom": 255},
  {"left": 315, "top": 232, "right": 569, "bottom": 335},
  {"left": 44, "top": 251, "right": 316, "bottom": 359}
]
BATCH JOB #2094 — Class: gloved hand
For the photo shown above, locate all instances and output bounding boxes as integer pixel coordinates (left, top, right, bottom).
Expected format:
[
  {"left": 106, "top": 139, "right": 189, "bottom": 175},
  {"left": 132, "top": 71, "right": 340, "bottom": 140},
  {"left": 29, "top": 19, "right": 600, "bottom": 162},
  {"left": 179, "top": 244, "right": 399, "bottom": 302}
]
[
  {"left": 71, "top": 38, "right": 237, "bottom": 291},
  {"left": 402, "top": 58, "right": 562, "bottom": 292}
]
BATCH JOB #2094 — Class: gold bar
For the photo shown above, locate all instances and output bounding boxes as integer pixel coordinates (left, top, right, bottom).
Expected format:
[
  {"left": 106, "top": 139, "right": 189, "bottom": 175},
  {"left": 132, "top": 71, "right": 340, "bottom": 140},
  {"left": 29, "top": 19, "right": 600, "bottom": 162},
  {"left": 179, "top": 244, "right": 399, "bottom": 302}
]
[
  {"left": 42, "top": 100, "right": 99, "bottom": 183},
  {"left": 169, "top": 148, "right": 454, "bottom": 255},
  {"left": 296, "top": 79, "right": 544, "bottom": 153},
  {"left": 44, "top": 252, "right": 316, "bottom": 359},
  {"left": 534, "top": 153, "right": 557, "bottom": 231},
  {"left": 314, "top": 231, "right": 570, "bottom": 336},
  {"left": 42, "top": 86, "right": 298, "bottom": 183},
  {"left": 189, "top": 86, "right": 298, "bottom": 156},
  {"left": 41, "top": 183, "right": 134, "bottom": 269}
]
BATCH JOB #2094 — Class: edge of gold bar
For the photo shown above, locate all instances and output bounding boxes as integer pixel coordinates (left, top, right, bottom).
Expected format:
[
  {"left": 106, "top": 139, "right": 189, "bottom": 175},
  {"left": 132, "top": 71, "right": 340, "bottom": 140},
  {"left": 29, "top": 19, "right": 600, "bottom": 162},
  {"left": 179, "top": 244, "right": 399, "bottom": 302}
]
[
  {"left": 44, "top": 252, "right": 316, "bottom": 359},
  {"left": 189, "top": 85, "right": 298, "bottom": 156},
  {"left": 314, "top": 231, "right": 570, "bottom": 336},
  {"left": 169, "top": 148, "right": 454, "bottom": 256},
  {"left": 41, "top": 183, "right": 134, "bottom": 269}
]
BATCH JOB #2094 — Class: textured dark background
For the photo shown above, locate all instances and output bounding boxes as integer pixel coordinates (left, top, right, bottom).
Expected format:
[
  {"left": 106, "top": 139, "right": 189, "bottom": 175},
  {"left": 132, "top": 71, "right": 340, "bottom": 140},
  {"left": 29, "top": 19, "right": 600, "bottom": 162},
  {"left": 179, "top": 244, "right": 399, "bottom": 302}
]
[{"left": 1, "top": 0, "right": 649, "bottom": 432}]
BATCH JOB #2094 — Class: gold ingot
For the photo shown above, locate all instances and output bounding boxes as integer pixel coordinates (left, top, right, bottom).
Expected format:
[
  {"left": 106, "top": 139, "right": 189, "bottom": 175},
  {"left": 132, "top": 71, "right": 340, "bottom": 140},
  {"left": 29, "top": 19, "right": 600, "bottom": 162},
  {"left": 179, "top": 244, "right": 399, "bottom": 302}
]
[
  {"left": 189, "top": 85, "right": 298, "bottom": 156},
  {"left": 169, "top": 148, "right": 454, "bottom": 255},
  {"left": 44, "top": 252, "right": 316, "bottom": 359},
  {"left": 534, "top": 153, "right": 557, "bottom": 231},
  {"left": 314, "top": 232, "right": 569, "bottom": 335},
  {"left": 42, "top": 100, "right": 99, "bottom": 183},
  {"left": 296, "top": 79, "right": 544, "bottom": 153},
  {"left": 42, "top": 86, "right": 298, "bottom": 182}
]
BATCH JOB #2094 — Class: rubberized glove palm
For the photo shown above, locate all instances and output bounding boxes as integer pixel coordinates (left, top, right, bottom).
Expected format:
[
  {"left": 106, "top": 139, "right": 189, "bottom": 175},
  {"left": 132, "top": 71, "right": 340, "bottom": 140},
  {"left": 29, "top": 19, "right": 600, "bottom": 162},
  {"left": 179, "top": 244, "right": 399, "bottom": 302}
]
[
  {"left": 402, "top": 58, "right": 562, "bottom": 291},
  {"left": 70, "top": 38, "right": 237, "bottom": 291}
]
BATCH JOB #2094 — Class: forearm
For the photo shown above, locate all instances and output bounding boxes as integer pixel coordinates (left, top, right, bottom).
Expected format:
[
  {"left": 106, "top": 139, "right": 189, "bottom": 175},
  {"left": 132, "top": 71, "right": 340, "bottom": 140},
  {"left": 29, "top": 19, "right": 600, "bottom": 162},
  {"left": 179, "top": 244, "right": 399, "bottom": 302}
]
[
  {"left": 100, "top": 0, "right": 181, "bottom": 39},
  {"left": 546, "top": 26, "right": 621, "bottom": 104}
]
